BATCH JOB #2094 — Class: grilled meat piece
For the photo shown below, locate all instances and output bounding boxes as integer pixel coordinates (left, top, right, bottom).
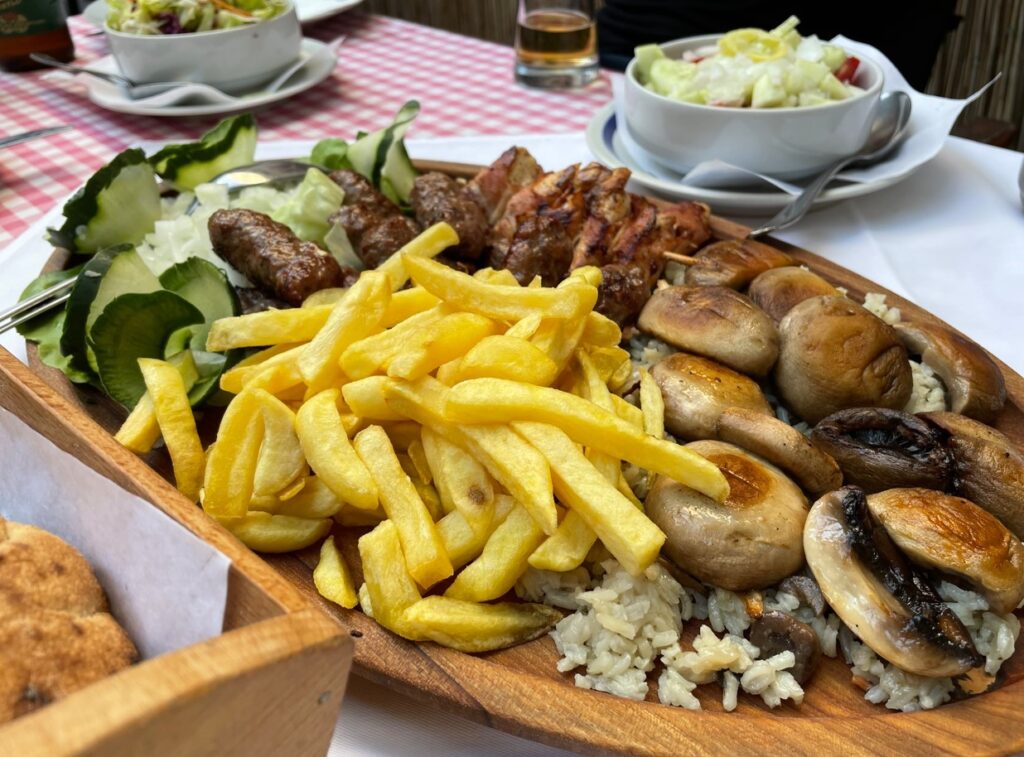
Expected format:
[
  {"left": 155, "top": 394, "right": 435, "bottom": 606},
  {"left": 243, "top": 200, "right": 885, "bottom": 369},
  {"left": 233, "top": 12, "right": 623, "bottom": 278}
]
[
  {"left": 329, "top": 169, "right": 421, "bottom": 269},
  {"left": 236, "top": 287, "right": 289, "bottom": 314},
  {"left": 465, "top": 146, "right": 543, "bottom": 224},
  {"left": 594, "top": 263, "right": 650, "bottom": 325},
  {"left": 491, "top": 214, "right": 574, "bottom": 286},
  {"left": 208, "top": 209, "right": 351, "bottom": 307},
  {"left": 410, "top": 172, "right": 488, "bottom": 261}
]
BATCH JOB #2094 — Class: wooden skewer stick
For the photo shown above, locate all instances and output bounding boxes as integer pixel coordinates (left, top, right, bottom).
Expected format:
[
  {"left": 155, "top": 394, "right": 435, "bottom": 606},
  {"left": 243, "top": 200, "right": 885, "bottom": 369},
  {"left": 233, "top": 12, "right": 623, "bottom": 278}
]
[{"left": 661, "top": 251, "right": 699, "bottom": 265}]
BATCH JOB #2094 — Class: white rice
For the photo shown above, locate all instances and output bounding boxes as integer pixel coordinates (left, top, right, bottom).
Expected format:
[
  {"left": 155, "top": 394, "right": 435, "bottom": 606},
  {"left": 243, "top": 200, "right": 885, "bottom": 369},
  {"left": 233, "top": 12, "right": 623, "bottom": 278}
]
[
  {"left": 905, "top": 359, "right": 947, "bottom": 413},
  {"left": 544, "top": 561, "right": 805, "bottom": 711},
  {"left": 863, "top": 291, "right": 902, "bottom": 324}
]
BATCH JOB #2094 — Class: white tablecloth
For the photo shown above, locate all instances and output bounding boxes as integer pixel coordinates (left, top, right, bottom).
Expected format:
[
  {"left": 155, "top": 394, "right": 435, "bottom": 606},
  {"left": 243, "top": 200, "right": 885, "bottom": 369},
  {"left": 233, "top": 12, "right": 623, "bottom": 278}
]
[{"left": 1, "top": 133, "right": 1022, "bottom": 757}]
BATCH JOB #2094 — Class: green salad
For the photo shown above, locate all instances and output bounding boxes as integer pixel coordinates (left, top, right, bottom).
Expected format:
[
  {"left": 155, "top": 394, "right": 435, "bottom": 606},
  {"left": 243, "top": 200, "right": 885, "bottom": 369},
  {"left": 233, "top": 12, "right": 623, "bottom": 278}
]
[
  {"left": 634, "top": 16, "right": 865, "bottom": 109},
  {"left": 106, "top": 0, "right": 289, "bottom": 35}
]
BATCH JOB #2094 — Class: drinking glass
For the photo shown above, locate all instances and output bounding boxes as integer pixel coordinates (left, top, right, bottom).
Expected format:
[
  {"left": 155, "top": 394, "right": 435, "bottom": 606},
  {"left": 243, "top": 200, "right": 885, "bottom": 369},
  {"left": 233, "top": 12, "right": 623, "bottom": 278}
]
[{"left": 514, "top": 0, "right": 598, "bottom": 89}]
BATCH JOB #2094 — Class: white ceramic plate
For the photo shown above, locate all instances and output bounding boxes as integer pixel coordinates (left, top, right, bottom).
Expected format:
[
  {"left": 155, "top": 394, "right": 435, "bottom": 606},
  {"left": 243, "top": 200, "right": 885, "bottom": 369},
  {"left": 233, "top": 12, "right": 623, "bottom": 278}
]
[
  {"left": 79, "top": 37, "right": 335, "bottom": 117},
  {"left": 586, "top": 103, "right": 920, "bottom": 216},
  {"left": 82, "top": 0, "right": 362, "bottom": 27}
]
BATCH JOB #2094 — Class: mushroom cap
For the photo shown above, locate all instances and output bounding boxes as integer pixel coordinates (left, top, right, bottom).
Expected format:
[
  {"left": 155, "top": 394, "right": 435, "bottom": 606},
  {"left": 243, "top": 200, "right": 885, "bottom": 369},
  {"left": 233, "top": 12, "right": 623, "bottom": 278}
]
[
  {"left": 804, "top": 488, "right": 981, "bottom": 678},
  {"left": 651, "top": 353, "right": 772, "bottom": 440},
  {"left": 684, "top": 238, "right": 795, "bottom": 289},
  {"left": 637, "top": 285, "right": 779, "bottom": 376},
  {"left": 775, "top": 295, "right": 913, "bottom": 425},
  {"left": 748, "top": 611, "right": 822, "bottom": 685},
  {"left": 747, "top": 266, "right": 840, "bottom": 323},
  {"left": 810, "top": 407, "right": 954, "bottom": 493},
  {"left": 867, "top": 488, "right": 1024, "bottom": 615},
  {"left": 646, "top": 441, "right": 808, "bottom": 591},
  {"left": 717, "top": 406, "right": 843, "bottom": 496},
  {"left": 921, "top": 411, "right": 1024, "bottom": 540},
  {"left": 895, "top": 322, "right": 1006, "bottom": 423}
]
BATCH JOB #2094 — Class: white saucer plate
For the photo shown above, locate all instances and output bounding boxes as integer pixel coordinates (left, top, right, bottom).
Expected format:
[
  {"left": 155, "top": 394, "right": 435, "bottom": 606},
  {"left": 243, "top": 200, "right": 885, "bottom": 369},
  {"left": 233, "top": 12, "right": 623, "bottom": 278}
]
[
  {"left": 585, "top": 104, "right": 921, "bottom": 216},
  {"left": 81, "top": 37, "right": 335, "bottom": 117},
  {"left": 83, "top": 0, "right": 362, "bottom": 27}
]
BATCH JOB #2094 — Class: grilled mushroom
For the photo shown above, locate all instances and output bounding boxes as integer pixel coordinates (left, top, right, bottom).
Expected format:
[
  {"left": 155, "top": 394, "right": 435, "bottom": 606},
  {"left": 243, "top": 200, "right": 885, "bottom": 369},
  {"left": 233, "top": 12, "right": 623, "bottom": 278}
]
[
  {"left": 867, "top": 488, "right": 1024, "bottom": 615},
  {"left": 683, "top": 238, "right": 794, "bottom": 289},
  {"left": 637, "top": 286, "right": 779, "bottom": 376},
  {"left": 748, "top": 611, "right": 822, "bottom": 685},
  {"left": 650, "top": 353, "right": 772, "bottom": 440},
  {"left": 747, "top": 266, "right": 840, "bottom": 323},
  {"left": 895, "top": 322, "right": 1006, "bottom": 422},
  {"left": 646, "top": 441, "right": 808, "bottom": 591},
  {"left": 777, "top": 575, "right": 826, "bottom": 617},
  {"left": 717, "top": 407, "right": 842, "bottom": 496},
  {"left": 810, "top": 407, "right": 954, "bottom": 493},
  {"left": 921, "top": 412, "right": 1024, "bottom": 540},
  {"left": 775, "top": 296, "right": 913, "bottom": 424},
  {"left": 804, "top": 487, "right": 983, "bottom": 678}
]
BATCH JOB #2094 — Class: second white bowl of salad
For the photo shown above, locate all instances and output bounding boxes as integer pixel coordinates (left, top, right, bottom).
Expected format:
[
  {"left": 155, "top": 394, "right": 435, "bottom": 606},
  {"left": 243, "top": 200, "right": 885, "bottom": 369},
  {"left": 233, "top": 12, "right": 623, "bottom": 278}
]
[
  {"left": 104, "top": 0, "right": 302, "bottom": 94},
  {"left": 623, "top": 16, "right": 884, "bottom": 179}
]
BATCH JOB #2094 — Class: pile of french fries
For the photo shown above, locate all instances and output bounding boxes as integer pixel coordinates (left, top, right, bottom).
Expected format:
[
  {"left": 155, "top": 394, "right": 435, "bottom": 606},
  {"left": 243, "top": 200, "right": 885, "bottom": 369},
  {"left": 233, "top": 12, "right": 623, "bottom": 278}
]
[{"left": 116, "top": 222, "right": 729, "bottom": 652}]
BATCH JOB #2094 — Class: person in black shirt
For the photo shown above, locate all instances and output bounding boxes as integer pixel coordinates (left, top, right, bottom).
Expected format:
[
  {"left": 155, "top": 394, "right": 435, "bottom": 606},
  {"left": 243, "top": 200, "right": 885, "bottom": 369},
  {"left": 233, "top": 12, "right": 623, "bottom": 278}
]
[{"left": 596, "top": 1, "right": 958, "bottom": 90}]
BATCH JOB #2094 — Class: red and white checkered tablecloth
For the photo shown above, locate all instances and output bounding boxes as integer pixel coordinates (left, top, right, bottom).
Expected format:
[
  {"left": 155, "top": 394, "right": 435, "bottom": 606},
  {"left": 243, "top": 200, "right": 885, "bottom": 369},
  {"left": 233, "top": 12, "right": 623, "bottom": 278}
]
[{"left": 0, "top": 12, "right": 612, "bottom": 248}]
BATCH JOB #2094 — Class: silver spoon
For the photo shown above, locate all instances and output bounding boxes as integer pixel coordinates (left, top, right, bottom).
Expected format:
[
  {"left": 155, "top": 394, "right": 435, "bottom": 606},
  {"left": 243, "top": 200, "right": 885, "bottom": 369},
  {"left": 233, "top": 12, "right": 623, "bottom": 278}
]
[
  {"left": 184, "top": 159, "right": 323, "bottom": 214},
  {"left": 29, "top": 53, "right": 235, "bottom": 102},
  {"left": 748, "top": 91, "right": 913, "bottom": 238}
]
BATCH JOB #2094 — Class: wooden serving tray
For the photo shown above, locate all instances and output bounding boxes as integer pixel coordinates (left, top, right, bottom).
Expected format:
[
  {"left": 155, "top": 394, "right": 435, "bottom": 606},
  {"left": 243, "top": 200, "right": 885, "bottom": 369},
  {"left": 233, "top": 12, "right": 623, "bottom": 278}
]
[
  {"left": 23, "top": 160, "right": 1024, "bottom": 755},
  {"left": 0, "top": 350, "right": 354, "bottom": 757}
]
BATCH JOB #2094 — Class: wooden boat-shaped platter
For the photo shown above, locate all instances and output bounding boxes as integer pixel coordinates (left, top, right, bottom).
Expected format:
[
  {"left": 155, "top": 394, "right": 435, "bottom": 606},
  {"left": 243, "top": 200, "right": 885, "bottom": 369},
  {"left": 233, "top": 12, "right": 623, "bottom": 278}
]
[{"left": 26, "top": 159, "right": 1024, "bottom": 755}]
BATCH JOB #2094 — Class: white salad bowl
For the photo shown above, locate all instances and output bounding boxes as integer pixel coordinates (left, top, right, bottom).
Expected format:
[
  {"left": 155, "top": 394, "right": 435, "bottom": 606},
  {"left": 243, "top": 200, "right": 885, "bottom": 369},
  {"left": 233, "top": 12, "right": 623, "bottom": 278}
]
[
  {"left": 623, "top": 34, "right": 884, "bottom": 180},
  {"left": 105, "top": 4, "right": 302, "bottom": 95}
]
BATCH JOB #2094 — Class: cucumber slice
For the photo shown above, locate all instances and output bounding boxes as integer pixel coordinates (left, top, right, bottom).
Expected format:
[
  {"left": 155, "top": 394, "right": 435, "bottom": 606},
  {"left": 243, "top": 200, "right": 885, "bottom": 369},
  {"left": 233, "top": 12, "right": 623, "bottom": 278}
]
[
  {"left": 187, "top": 349, "right": 229, "bottom": 406},
  {"left": 90, "top": 291, "right": 204, "bottom": 409},
  {"left": 61, "top": 245, "right": 160, "bottom": 375},
  {"left": 379, "top": 139, "right": 417, "bottom": 207},
  {"left": 346, "top": 100, "right": 420, "bottom": 190},
  {"left": 149, "top": 114, "right": 257, "bottom": 191},
  {"left": 48, "top": 149, "right": 161, "bottom": 255},
  {"left": 158, "top": 257, "right": 241, "bottom": 350},
  {"left": 310, "top": 138, "right": 351, "bottom": 171}
]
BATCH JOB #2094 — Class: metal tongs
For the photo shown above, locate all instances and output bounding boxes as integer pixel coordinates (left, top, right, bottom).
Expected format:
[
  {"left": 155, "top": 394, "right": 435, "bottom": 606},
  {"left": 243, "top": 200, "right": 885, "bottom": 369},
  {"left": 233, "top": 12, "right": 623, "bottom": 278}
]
[{"left": 0, "top": 277, "right": 75, "bottom": 334}]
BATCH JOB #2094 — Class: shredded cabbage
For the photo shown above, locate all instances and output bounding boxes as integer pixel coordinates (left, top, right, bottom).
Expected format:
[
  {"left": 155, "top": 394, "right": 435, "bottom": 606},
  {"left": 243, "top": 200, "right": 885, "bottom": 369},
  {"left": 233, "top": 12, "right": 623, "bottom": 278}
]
[
  {"left": 270, "top": 168, "right": 345, "bottom": 247},
  {"left": 106, "top": 0, "right": 288, "bottom": 35}
]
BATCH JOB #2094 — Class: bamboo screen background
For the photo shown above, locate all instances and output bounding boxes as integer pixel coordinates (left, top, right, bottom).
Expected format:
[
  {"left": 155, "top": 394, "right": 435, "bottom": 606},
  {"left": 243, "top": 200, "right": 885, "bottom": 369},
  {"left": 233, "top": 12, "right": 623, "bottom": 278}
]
[{"left": 364, "top": 0, "right": 1024, "bottom": 151}]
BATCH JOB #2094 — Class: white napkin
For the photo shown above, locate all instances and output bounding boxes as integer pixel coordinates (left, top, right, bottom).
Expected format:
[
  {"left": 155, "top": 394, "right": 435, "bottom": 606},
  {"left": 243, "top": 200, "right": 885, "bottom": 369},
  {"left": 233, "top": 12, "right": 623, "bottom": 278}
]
[{"left": 614, "top": 38, "right": 997, "bottom": 193}]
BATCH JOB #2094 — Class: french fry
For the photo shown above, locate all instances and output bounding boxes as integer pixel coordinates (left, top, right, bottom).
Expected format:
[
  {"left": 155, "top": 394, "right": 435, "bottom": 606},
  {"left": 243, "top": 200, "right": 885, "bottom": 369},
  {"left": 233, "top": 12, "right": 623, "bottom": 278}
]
[
  {"left": 314, "top": 535, "right": 358, "bottom": 609},
  {"left": 245, "top": 361, "right": 306, "bottom": 397},
  {"left": 340, "top": 306, "right": 447, "bottom": 380},
  {"left": 302, "top": 288, "right": 348, "bottom": 308},
  {"left": 585, "top": 346, "right": 632, "bottom": 386},
  {"left": 335, "top": 505, "right": 387, "bottom": 527},
  {"left": 207, "top": 307, "right": 331, "bottom": 351},
  {"left": 383, "top": 376, "right": 557, "bottom": 534},
  {"left": 137, "top": 358, "right": 205, "bottom": 501},
  {"left": 566, "top": 265, "right": 602, "bottom": 287},
  {"left": 203, "top": 388, "right": 264, "bottom": 518},
  {"left": 299, "top": 270, "right": 391, "bottom": 394},
  {"left": 612, "top": 394, "right": 644, "bottom": 429},
  {"left": 438, "top": 493, "right": 516, "bottom": 569},
  {"left": 226, "top": 511, "right": 331, "bottom": 553},
  {"left": 445, "top": 504, "right": 545, "bottom": 602},
  {"left": 504, "top": 312, "right": 543, "bottom": 340},
  {"left": 219, "top": 344, "right": 305, "bottom": 394},
  {"left": 341, "top": 376, "right": 404, "bottom": 421},
  {"left": 385, "top": 312, "right": 500, "bottom": 381},
  {"left": 434, "top": 358, "right": 462, "bottom": 386},
  {"left": 353, "top": 425, "right": 452, "bottom": 588},
  {"left": 473, "top": 268, "right": 521, "bottom": 286},
  {"left": 639, "top": 367, "right": 665, "bottom": 440},
  {"left": 115, "top": 394, "right": 162, "bottom": 454},
  {"left": 451, "top": 335, "right": 558, "bottom": 386},
  {"left": 117, "top": 351, "right": 200, "bottom": 454},
  {"left": 358, "top": 520, "right": 422, "bottom": 636},
  {"left": 405, "top": 438, "right": 432, "bottom": 485},
  {"left": 404, "top": 254, "right": 597, "bottom": 321},
  {"left": 581, "top": 311, "right": 622, "bottom": 348},
  {"left": 446, "top": 378, "right": 729, "bottom": 502},
  {"left": 401, "top": 596, "right": 560, "bottom": 653},
  {"left": 420, "top": 426, "right": 494, "bottom": 535},
  {"left": 278, "top": 477, "right": 306, "bottom": 500},
  {"left": 377, "top": 222, "right": 459, "bottom": 292},
  {"left": 251, "top": 476, "right": 343, "bottom": 518},
  {"left": 382, "top": 287, "right": 441, "bottom": 327},
  {"left": 252, "top": 389, "right": 306, "bottom": 497},
  {"left": 295, "top": 389, "right": 378, "bottom": 510},
  {"left": 513, "top": 421, "right": 665, "bottom": 576},
  {"left": 378, "top": 421, "right": 421, "bottom": 451},
  {"left": 413, "top": 479, "right": 444, "bottom": 522}
]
